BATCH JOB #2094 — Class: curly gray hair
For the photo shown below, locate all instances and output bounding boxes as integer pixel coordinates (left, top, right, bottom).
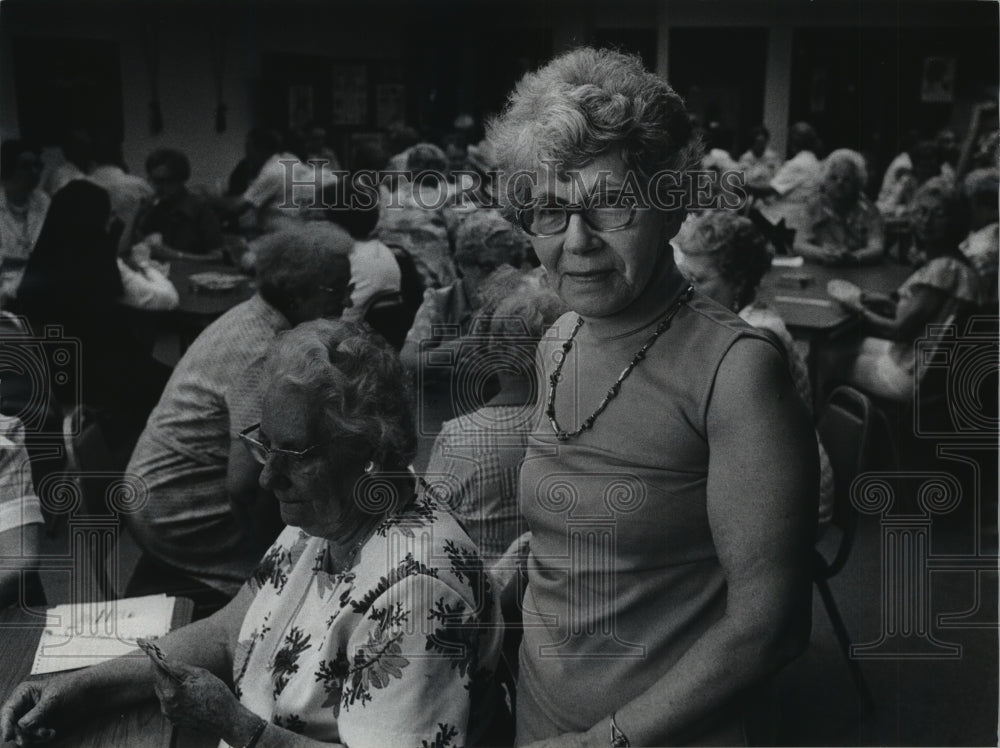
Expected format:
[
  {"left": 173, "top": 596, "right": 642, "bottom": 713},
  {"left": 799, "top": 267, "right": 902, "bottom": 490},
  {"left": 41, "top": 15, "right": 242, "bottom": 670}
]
[
  {"left": 821, "top": 148, "right": 868, "bottom": 189},
  {"left": 263, "top": 319, "right": 417, "bottom": 471},
  {"left": 486, "top": 47, "right": 702, "bottom": 212},
  {"left": 675, "top": 210, "right": 772, "bottom": 310}
]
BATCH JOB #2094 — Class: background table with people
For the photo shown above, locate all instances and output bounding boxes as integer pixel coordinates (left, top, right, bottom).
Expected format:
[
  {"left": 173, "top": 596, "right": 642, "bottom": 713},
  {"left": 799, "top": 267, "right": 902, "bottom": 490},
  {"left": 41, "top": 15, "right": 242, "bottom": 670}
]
[{"left": 0, "top": 21, "right": 997, "bottom": 748}]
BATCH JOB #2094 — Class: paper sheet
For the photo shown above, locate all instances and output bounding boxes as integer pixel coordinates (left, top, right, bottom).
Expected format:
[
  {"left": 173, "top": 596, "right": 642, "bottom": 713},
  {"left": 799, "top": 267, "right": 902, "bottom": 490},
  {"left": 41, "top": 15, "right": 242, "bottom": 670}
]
[
  {"left": 772, "top": 255, "right": 805, "bottom": 268},
  {"left": 31, "top": 594, "right": 176, "bottom": 675}
]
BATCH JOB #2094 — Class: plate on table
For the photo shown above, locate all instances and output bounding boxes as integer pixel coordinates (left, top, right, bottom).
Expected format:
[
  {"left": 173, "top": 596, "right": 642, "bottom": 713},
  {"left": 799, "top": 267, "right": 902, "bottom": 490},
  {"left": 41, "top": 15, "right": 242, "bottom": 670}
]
[
  {"left": 826, "top": 279, "right": 862, "bottom": 307},
  {"left": 188, "top": 271, "right": 246, "bottom": 293}
]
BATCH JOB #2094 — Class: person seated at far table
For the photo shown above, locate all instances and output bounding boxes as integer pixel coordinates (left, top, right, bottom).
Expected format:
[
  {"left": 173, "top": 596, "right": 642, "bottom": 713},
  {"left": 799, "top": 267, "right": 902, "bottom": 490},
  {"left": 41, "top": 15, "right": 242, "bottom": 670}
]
[
  {"left": 825, "top": 177, "right": 981, "bottom": 402},
  {"left": 958, "top": 167, "right": 998, "bottom": 306},
  {"left": 426, "top": 271, "right": 566, "bottom": 562},
  {"left": 0, "top": 319, "right": 504, "bottom": 748},
  {"left": 235, "top": 129, "right": 337, "bottom": 235},
  {"left": 738, "top": 125, "right": 783, "bottom": 194},
  {"left": 399, "top": 209, "right": 530, "bottom": 373},
  {"left": 324, "top": 174, "right": 401, "bottom": 322},
  {"left": 302, "top": 123, "right": 342, "bottom": 171},
  {"left": 376, "top": 143, "right": 458, "bottom": 289},
  {"left": 758, "top": 121, "right": 822, "bottom": 204},
  {"left": 0, "top": 415, "right": 46, "bottom": 610},
  {"left": 12, "top": 181, "right": 175, "bottom": 459},
  {"left": 87, "top": 137, "right": 153, "bottom": 227},
  {"left": 673, "top": 210, "right": 834, "bottom": 530},
  {"left": 134, "top": 148, "right": 224, "bottom": 261},
  {"left": 42, "top": 129, "right": 92, "bottom": 197},
  {"left": 875, "top": 139, "right": 942, "bottom": 220},
  {"left": 125, "top": 227, "right": 354, "bottom": 615},
  {"left": 790, "top": 149, "right": 884, "bottom": 266},
  {"left": 0, "top": 140, "right": 49, "bottom": 268}
]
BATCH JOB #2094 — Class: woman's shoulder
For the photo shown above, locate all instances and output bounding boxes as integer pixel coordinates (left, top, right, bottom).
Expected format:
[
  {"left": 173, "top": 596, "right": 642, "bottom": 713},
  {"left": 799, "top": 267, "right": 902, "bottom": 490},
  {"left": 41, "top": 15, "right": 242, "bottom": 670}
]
[
  {"left": 683, "top": 292, "right": 772, "bottom": 344},
  {"left": 908, "top": 255, "right": 982, "bottom": 303},
  {"left": 377, "top": 485, "right": 480, "bottom": 555},
  {"left": 355, "top": 486, "right": 497, "bottom": 612},
  {"left": 740, "top": 303, "right": 791, "bottom": 339}
]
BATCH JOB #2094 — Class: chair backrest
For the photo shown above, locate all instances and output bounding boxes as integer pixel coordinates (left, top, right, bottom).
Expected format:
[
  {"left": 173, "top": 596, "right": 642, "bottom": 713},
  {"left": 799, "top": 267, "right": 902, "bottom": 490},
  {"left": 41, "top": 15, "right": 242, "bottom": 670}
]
[
  {"left": 387, "top": 243, "right": 426, "bottom": 310},
  {"left": 817, "top": 386, "right": 873, "bottom": 530},
  {"left": 815, "top": 385, "right": 876, "bottom": 576},
  {"left": 366, "top": 244, "right": 425, "bottom": 350}
]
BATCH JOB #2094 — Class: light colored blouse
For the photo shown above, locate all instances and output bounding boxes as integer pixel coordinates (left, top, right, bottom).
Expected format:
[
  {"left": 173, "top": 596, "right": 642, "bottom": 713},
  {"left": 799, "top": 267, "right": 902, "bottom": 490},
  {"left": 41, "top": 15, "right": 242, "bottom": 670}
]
[
  {"left": 117, "top": 259, "right": 179, "bottom": 311},
  {"left": 231, "top": 488, "right": 503, "bottom": 747},
  {"left": 888, "top": 255, "right": 982, "bottom": 374}
]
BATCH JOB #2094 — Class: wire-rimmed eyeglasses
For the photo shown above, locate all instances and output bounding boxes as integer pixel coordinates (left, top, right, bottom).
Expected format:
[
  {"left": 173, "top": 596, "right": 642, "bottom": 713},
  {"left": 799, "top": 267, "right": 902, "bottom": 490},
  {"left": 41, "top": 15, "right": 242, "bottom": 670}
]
[{"left": 238, "top": 423, "right": 338, "bottom": 465}]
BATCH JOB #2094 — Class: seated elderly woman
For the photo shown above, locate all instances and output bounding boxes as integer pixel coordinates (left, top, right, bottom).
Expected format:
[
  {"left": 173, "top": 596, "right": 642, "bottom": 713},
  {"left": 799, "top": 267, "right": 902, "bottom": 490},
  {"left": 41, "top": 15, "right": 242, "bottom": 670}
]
[
  {"left": 959, "top": 167, "right": 999, "bottom": 306},
  {"left": 12, "top": 180, "right": 176, "bottom": 458},
  {"left": 875, "top": 139, "right": 942, "bottom": 220},
  {"left": 426, "top": 270, "right": 566, "bottom": 562},
  {"left": 322, "top": 176, "right": 402, "bottom": 322},
  {"left": 134, "top": 147, "right": 224, "bottom": 261},
  {"left": 1, "top": 319, "right": 503, "bottom": 748},
  {"left": 758, "top": 122, "right": 822, "bottom": 203},
  {"left": 125, "top": 227, "right": 354, "bottom": 614},
  {"left": 376, "top": 142, "right": 457, "bottom": 289},
  {"left": 738, "top": 125, "right": 783, "bottom": 194},
  {"left": 488, "top": 47, "right": 817, "bottom": 746},
  {"left": 790, "top": 148, "right": 884, "bottom": 265},
  {"left": 400, "top": 208, "right": 530, "bottom": 373},
  {"left": 673, "top": 210, "right": 834, "bottom": 529},
  {"left": 826, "top": 176, "right": 981, "bottom": 402}
]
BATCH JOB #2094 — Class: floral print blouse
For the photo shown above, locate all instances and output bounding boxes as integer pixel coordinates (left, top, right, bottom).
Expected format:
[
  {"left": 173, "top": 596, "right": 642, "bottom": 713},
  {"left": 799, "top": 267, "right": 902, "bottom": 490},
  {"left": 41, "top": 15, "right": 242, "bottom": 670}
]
[{"left": 231, "top": 488, "right": 503, "bottom": 747}]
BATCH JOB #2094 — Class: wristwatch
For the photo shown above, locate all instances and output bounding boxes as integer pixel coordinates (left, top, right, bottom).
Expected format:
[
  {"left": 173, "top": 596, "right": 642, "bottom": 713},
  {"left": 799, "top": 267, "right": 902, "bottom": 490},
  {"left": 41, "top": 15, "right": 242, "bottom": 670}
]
[{"left": 610, "top": 712, "right": 630, "bottom": 747}]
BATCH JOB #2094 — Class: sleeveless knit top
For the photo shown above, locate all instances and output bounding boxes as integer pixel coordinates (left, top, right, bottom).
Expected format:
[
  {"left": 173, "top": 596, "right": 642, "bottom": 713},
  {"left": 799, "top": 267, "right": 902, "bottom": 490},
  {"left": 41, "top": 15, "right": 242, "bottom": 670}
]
[{"left": 517, "top": 266, "right": 777, "bottom": 742}]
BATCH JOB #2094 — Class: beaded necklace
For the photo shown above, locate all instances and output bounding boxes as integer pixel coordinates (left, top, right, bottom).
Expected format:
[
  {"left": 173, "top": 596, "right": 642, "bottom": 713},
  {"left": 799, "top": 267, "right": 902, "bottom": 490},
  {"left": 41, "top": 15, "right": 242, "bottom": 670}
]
[{"left": 546, "top": 285, "right": 693, "bottom": 441}]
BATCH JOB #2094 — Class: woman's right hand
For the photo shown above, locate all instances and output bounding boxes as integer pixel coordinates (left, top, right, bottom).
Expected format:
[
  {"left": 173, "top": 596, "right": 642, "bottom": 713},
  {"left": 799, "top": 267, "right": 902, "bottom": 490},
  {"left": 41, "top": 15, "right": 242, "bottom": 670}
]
[{"left": 0, "top": 675, "right": 86, "bottom": 745}]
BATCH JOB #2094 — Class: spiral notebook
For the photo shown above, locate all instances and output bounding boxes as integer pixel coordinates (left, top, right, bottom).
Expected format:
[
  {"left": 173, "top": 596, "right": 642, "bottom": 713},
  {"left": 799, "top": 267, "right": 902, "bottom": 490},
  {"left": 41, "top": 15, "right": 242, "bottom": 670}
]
[{"left": 31, "top": 594, "right": 176, "bottom": 675}]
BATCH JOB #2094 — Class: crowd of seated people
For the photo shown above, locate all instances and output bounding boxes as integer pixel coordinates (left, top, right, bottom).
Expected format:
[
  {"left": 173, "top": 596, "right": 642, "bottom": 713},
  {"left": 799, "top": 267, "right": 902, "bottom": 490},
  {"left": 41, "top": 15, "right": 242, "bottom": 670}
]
[
  {"left": 426, "top": 269, "right": 566, "bottom": 562},
  {"left": 124, "top": 228, "right": 354, "bottom": 617},
  {"left": 821, "top": 176, "right": 983, "bottom": 402},
  {"left": 0, "top": 43, "right": 996, "bottom": 748}
]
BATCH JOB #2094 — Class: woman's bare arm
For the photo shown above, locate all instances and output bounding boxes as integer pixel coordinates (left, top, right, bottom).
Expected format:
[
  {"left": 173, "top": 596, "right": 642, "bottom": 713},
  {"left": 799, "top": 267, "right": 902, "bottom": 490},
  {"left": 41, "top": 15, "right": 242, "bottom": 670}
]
[{"left": 537, "top": 339, "right": 818, "bottom": 748}]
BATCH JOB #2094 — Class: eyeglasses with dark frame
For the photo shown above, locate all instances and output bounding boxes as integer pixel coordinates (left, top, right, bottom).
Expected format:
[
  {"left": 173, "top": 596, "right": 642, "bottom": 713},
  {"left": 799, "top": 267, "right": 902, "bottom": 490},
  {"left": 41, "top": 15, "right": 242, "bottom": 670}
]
[
  {"left": 238, "top": 423, "right": 340, "bottom": 465},
  {"left": 516, "top": 200, "right": 638, "bottom": 238}
]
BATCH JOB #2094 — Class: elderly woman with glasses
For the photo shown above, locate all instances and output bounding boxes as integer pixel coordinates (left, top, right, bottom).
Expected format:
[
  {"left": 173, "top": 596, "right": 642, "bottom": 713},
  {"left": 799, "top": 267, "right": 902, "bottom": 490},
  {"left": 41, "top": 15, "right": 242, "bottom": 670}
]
[
  {"left": 791, "top": 148, "right": 885, "bottom": 265},
  {"left": 826, "top": 177, "right": 981, "bottom": 401},
  {"left": 1, "top": 320, "right": 504, "bottom": 748},
  {"left": 488, "top": 48, "right": 817, "bottom": 746}
]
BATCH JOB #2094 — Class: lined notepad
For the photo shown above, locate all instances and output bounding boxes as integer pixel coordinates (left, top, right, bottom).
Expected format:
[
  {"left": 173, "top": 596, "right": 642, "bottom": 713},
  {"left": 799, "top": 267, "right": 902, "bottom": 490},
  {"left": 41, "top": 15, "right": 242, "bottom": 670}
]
[{"left": 32, "top": 594, "right": 176, "bottom": 675}]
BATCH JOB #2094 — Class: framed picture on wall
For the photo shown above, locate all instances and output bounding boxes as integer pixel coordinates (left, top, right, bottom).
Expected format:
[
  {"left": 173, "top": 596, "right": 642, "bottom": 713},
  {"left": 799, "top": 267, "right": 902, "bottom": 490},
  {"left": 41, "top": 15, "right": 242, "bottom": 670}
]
[
  {"left": 332, "top": 64, "right": 368, "bottom": 126},
  {"left": 921, "top": 57, "right": 956, "bottom": 103}
]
